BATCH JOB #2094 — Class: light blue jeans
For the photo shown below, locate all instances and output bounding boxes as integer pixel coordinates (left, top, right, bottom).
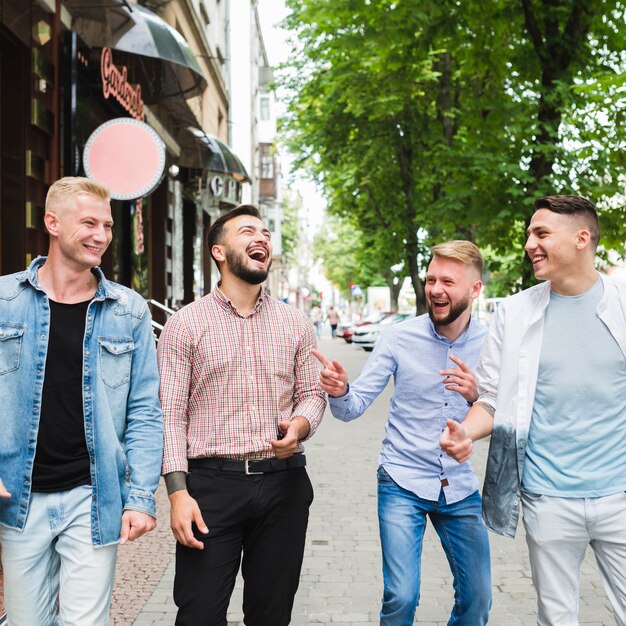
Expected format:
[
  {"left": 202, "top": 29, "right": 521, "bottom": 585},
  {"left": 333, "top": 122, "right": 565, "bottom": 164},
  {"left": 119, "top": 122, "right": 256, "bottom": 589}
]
[
  {"left": 522, "top": 491, "right": 626, "bottom": 626},
  {"left": 0, "top": 484, "right": 118, "bottom": 626},
  {"left": 377, "top": 467, "right": 491, "bottom": 625}
]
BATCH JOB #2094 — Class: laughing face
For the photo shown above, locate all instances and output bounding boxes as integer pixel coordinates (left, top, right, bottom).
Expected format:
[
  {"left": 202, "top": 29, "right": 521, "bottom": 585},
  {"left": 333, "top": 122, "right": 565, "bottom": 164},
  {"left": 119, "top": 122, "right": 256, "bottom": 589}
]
[
  {"left": 525, "top": 209, "right": 582, "bottom": 285},
  {"left": 218, "top": 214, "right": 272, "bottom": 285},
  {"left": 425, "top": 256, "right": 481, "bottom": 329}
]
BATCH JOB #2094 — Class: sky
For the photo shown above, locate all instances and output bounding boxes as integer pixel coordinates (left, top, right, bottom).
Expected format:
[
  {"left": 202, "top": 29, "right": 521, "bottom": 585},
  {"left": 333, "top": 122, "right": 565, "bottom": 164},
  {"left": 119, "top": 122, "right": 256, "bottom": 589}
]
[
  {"left": 257, "top": 0, "right": 291, "bottom": 67},
  {"left": 256, "top": 0, "right": 326, "bottom": 233}
]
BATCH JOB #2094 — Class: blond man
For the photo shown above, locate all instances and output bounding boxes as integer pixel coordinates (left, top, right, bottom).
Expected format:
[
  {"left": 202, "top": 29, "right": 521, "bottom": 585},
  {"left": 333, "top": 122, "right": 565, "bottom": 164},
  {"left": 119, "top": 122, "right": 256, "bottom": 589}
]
[
  {"left": 314, "top": 241, "right": 492, "bottom": 626},
  {"left": 0, "top": 177, "right": 163, "bottom": 625}
]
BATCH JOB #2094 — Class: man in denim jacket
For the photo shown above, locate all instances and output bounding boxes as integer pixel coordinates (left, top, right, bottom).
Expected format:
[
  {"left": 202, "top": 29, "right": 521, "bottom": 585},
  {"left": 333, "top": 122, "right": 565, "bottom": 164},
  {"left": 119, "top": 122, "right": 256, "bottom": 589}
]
[{"left": 0, "top": 177, "right": 163, "bottom": 625}]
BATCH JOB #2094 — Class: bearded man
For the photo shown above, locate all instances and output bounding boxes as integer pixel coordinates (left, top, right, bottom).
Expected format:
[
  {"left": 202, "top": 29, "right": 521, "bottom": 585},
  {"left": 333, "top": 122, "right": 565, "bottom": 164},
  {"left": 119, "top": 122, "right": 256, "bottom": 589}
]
[
  {"left": 314, "top": 240, "right": 492, "bottom": 626},
  {"left": 158, "top": 205, "right": 326, "bottom": 626}
]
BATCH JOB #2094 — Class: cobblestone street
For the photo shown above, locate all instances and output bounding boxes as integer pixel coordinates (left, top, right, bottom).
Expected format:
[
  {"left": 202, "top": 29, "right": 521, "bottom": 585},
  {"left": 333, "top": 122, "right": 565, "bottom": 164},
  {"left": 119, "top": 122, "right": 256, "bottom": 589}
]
[
  {"left": 115, "top": 335, "right": 616, "bottom": 625},
  {"left": 0, "top": 335, "right": 616, "bottom": 625}
]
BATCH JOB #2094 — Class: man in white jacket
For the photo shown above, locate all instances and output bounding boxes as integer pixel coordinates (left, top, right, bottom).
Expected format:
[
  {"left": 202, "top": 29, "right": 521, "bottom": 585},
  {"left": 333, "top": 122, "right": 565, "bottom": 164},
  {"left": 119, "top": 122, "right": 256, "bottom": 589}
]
[{"left": 441, "top": 195, "right": 626, "bottom": 625}]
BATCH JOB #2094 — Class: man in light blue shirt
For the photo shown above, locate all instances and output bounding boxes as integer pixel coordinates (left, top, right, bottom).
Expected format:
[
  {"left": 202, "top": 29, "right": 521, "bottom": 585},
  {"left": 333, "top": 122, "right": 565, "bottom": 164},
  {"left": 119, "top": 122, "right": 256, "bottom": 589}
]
[{"left": 314, "top": 240, "right": 491, "bottom": 626}]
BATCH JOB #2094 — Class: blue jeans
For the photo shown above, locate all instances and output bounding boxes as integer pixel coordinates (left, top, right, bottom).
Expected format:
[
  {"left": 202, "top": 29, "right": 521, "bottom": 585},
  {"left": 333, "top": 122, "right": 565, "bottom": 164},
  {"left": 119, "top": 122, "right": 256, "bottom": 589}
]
[
  {"left": 0, "top": 484, "right": 118, "bottom": 626},
  {"left": 377, "top": 467, "right": 491, "bottom": 626}
]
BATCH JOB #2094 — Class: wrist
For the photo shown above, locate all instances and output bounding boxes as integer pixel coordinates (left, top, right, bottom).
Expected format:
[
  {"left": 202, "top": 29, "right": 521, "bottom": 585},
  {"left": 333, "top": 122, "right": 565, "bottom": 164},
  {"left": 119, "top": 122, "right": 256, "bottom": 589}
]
[{"left": 164, "top": 471, "right": 187, "bottom": 497}]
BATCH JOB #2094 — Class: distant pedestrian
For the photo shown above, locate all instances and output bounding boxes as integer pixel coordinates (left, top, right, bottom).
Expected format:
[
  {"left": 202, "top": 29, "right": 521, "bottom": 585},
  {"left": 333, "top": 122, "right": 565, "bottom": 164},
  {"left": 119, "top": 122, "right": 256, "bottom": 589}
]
[
  {"left": 0, "top": 176, "right": 163, "bottom": 626},
  {"left": 442, "top": 195, "right": 626, "bottom": 625},
  {"left": 158, "top": 205, "right": 326, "bottom": 625},
  {"left": 326, "top": 305, "right": 340, "bottom": 338},
  {"left": 311, "top": 305, "right": 323, "bottom": 338},
  {"left": 315, "top": 241, "right": 491, "bottom": 626}
]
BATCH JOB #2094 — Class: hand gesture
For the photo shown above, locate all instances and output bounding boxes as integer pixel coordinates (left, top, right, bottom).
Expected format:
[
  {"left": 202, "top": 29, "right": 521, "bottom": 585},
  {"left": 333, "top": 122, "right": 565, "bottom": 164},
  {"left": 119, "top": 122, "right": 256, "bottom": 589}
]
[
  {"left": 312, "top": 349, "right": 349, "bottom": 397},
  {"left": 120, "top": 510, "right": 156, "bottom": 545},
  {"left": 440, "top": 419, "right": 474, "bottom": 463},
  {"left": 440, "top": 354, "right": 478, "bottom": 403},
  {"left": 0, "top": 477, "right": 10, "bottom": 498},
  {"left": 270, "top": 418, "right": 306, "bottom": 458},
  {"left": 169, "top": 490, "right": 209, "bottom": 550}
]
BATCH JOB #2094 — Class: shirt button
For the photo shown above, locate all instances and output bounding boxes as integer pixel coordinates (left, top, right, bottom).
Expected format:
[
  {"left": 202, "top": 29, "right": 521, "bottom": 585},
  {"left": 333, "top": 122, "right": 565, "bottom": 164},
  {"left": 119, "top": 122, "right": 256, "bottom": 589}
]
[{"left": 444, "top": 402, "right": 448, "bottom": 407}]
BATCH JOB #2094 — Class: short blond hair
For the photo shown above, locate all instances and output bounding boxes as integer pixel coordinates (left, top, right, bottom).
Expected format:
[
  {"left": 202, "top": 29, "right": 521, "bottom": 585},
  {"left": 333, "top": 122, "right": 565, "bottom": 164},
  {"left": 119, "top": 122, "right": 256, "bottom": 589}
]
[
  {"left": 430, "top": 240, "right": 483, "bottom": 277},
  {"left": 45, "top": 177, "right": 110, "bottom": 213}
]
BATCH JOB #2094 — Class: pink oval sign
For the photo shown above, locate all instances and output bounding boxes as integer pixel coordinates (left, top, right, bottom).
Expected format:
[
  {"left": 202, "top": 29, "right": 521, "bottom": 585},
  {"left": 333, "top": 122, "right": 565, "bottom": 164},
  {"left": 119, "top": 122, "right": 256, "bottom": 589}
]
[{"left": 83, "top": 118, "right": 166, "bottom": 200}]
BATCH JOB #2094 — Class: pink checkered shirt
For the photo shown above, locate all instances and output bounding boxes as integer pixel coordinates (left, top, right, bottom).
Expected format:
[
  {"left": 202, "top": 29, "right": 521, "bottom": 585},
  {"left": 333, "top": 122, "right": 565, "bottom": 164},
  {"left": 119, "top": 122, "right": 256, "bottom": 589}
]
[{"left": 158, "top": 287, "right": 326, "bottom": 474}]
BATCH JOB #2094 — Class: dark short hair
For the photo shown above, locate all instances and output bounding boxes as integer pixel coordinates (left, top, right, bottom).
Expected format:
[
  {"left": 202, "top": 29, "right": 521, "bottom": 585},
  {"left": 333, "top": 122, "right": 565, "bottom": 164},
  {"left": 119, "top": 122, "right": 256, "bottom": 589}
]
[
  {"left": 207, "top": 204, "right": 262, "bottom": 263},
  {"left": 534, "top": 195, "right": 600, "bottom": 250}
]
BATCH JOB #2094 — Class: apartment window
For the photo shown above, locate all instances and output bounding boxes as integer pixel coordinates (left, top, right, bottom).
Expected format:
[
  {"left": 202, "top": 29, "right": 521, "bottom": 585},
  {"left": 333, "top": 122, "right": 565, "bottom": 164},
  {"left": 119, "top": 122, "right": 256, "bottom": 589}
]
[
  {"left": 261, "top": 154, "right": 274, "bottom": 179},
  {"left": 260, "top": 96, "right": 270, "bottom": 121},
  {"left": 199, "top": 2, "right": 210, "bottom": 25}
]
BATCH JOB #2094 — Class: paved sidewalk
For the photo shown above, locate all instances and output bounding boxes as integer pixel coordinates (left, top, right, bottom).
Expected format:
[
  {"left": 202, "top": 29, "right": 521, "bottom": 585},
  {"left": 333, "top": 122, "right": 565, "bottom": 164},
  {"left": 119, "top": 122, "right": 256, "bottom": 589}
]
[{"left": 117, "top": 335, "right": 615, "bottom": 625}]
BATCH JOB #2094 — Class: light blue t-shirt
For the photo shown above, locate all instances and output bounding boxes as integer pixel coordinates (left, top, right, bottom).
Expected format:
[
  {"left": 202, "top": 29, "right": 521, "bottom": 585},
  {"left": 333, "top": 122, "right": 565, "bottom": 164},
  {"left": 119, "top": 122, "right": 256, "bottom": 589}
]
[{"left": 522, "top": 278, "right": 626, "bottom": 497}]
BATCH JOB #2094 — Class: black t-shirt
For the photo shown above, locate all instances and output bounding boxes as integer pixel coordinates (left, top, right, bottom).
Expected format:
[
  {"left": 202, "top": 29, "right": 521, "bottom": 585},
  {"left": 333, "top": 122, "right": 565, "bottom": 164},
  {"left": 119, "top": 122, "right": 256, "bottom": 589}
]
[{"left": 31, "top": 299, "right": 92, "bottom": 493}]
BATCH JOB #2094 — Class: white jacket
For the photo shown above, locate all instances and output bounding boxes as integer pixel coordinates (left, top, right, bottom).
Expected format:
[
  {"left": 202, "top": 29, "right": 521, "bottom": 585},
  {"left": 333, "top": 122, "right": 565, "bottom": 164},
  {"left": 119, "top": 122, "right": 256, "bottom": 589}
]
[{"left": 478, "top": 274, "right": 626, "bottom": 537}]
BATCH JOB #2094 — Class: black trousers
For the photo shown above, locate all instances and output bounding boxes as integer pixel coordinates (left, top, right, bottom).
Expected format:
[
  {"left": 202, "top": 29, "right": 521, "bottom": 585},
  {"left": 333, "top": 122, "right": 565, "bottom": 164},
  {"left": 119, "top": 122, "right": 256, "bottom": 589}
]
[{"left": 174, "top": 465, "right": 314, "bottom": 626}]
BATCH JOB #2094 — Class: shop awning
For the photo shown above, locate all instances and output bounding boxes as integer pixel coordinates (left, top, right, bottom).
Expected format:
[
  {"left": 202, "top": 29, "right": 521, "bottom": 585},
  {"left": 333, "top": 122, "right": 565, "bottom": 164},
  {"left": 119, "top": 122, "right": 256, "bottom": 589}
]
[
  {"left": 187, "top": 128, "right": 251, "bottom": 183},
  {"left": 66, "top": 0, "right": 206, "bottom": 101}
]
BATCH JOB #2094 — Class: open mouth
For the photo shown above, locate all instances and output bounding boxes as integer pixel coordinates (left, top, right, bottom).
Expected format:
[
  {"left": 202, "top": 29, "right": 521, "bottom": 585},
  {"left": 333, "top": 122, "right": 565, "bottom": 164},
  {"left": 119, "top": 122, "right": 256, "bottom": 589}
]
[
  {"left": 247, "top": 246, "right": 268, "bottom": 264},
  {"left": 531, "top": 254, "right": 546, "bottom": 267},
  {"left": 431, "top": 299, "right": 449, "bottom": 311},
  {"left": 84, "top": 244, "right": 102, "bottom": 254}
]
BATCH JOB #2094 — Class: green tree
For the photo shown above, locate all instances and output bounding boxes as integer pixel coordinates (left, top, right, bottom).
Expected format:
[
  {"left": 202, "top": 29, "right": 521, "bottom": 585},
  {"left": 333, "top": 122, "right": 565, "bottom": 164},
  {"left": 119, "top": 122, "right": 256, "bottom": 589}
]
[
  {"left": 279, "top": 0, "right": 626, "bottom": 302},
  {"left": 280, "top": 193, "right": 300, "bottom": 265}
]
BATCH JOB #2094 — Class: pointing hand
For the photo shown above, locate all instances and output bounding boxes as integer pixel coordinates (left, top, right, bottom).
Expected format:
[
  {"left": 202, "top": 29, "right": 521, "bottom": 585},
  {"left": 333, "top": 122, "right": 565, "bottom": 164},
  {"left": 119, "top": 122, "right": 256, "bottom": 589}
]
[
  {"left": 312, "top": 349, "right": 349, "bottom": 397},
  {"left": 440, "top": 419, "right": 474, "bottom": 463},
  {"left": 440, "top": 354, "right": 478, "bottom": 403}
]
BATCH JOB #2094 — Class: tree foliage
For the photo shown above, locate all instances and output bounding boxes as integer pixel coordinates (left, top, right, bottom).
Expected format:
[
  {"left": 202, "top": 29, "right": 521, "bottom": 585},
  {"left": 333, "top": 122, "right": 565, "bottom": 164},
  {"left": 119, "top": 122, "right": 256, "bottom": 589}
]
[{"left": 278, "top": 0, "right": 626, "bottom": 304}]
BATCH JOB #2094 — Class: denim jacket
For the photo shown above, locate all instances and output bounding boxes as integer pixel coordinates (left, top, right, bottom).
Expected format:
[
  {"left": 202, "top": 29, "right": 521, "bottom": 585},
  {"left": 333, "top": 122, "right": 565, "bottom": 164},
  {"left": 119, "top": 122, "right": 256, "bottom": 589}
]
[
  {"left": 477, "top": 275, "right": 626, "bottom": 537},
  {"left": 0, "top": 257, "right": 163, "bottom": 545}
]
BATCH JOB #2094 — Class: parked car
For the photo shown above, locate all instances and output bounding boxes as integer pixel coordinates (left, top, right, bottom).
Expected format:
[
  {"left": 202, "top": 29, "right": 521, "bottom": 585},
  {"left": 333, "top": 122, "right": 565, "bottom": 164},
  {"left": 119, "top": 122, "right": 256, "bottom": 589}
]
[
  {"left": 339, "top": 311, "right": 394, "bottom": 343},
  {"left": 352, "top": 312, "right": 414, "bottom": 351}
]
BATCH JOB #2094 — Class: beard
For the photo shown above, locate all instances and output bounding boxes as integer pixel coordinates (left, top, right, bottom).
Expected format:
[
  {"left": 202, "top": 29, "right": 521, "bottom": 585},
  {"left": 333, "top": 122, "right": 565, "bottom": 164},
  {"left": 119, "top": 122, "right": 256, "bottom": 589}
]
[
  {"left": 428, "top": 295, "right": 470, "bottom": 327},
  {"left": 224, "top": 246, "right": 271, "bottom": 285}
]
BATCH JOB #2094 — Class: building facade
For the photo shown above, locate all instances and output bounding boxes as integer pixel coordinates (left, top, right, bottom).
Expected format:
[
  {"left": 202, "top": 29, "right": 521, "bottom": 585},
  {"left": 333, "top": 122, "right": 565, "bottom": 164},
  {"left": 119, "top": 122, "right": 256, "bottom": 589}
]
[{"left": 0, "top": 0, "right": 252, "bottom": 326}]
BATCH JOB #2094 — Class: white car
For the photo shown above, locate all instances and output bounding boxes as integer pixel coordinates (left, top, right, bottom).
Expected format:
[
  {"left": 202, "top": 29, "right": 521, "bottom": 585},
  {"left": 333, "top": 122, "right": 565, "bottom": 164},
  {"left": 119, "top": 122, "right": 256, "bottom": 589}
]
[{"left": 352, "top": 312, "right": 414, "bottom": 351}]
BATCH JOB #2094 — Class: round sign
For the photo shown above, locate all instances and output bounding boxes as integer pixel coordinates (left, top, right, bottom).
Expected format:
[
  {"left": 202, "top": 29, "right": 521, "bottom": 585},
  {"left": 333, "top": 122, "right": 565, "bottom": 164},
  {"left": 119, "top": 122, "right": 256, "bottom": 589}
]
[{"left": 83, "top": 118, "right": 166, "bottom": 200}]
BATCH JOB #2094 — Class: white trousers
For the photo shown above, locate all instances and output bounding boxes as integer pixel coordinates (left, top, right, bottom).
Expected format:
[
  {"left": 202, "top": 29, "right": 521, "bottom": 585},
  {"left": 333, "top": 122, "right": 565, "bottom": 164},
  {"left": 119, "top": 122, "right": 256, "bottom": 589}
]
[
  {"left": 521, "top": 491, "right": 626, "bottom": 626},
  {"left": 0, "top": 484, "right": 118, "bottom": 626}
]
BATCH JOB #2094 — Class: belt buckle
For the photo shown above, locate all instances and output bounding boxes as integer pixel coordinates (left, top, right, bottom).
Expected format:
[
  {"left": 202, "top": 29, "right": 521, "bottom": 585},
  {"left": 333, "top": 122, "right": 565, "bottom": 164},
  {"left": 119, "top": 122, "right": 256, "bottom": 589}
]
[{"left": 245, "top": 460, "right": 264, "bottom": 475}]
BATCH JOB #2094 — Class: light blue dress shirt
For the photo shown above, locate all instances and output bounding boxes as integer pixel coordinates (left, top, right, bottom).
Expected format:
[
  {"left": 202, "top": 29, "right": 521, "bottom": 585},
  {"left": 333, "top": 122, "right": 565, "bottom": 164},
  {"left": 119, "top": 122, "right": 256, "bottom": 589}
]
[{"left": 328, "top": 314, "right": 486, "bottom": 504}]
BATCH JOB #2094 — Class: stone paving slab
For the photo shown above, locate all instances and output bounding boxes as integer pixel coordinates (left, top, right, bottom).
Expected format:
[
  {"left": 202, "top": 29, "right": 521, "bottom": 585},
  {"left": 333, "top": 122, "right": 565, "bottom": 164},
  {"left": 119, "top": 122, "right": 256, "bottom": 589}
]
[{"left": 120, "top": 336, "right": 615, "bottom": 625}]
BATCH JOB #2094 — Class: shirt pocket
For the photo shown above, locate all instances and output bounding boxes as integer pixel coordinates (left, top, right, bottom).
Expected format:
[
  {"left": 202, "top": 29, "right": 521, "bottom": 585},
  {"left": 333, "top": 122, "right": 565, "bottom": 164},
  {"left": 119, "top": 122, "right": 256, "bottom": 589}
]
[
  {"left": 261, "top": 341, "right": 295, "bottom": 380},
  {"left": 0, "top": 323, "right": 25, "bottom": 375},
  {"left": 98, "top": 337, "right": 134, "bottom": 388}
]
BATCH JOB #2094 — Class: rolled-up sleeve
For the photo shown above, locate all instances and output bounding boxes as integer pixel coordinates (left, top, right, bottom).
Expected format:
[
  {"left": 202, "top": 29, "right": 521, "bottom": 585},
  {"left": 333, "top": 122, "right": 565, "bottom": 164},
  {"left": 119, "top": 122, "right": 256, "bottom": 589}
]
[{"left": 291, "top": 321, "right": 326, "bottom": 439}]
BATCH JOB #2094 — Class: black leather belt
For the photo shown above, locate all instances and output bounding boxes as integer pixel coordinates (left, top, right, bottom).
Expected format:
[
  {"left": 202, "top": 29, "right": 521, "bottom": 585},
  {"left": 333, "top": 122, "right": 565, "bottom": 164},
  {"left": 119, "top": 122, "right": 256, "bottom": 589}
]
[{"left": 188, "top": 454, "right": 306, "bottom": 475}]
